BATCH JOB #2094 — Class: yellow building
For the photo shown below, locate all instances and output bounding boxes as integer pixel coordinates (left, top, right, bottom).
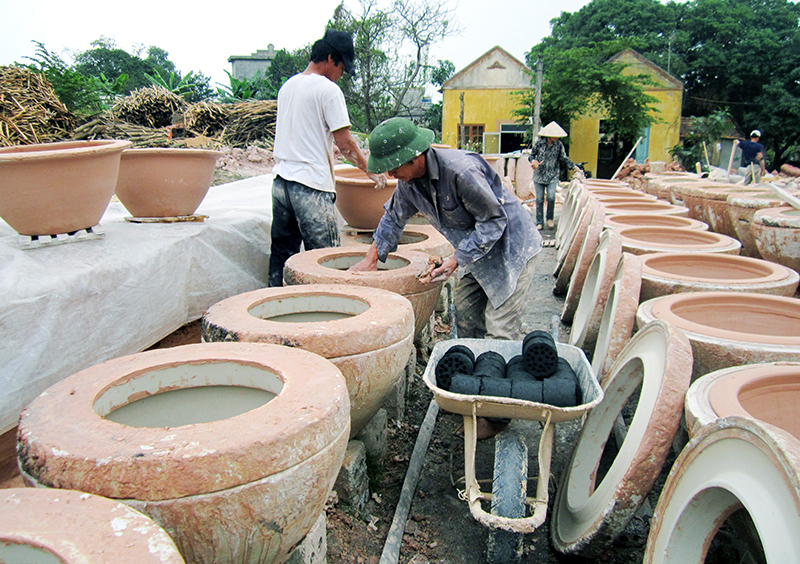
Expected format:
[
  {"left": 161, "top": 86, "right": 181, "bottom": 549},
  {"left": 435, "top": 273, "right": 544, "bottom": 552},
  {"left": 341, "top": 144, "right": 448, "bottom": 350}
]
[
  {"left": 441, "top": 46, "right": 531, "bottom": 153},
  {"left": 570, "top": 49, "right": 684, "bottom": 179}
]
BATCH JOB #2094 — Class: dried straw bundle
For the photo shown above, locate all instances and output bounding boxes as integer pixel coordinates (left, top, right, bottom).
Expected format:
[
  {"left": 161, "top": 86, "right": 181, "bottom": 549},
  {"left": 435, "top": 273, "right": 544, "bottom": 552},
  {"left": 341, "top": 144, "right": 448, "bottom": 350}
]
[
  {"left": 185, "top": 101, "right": 231, "bottom": 137},
  {"left": 221, "top": 100, "right": 277, "bottom": 148},
  {"left": 111, "top": 86, "right": 186, "bottom": 129},
  {"left": 0, "top": 66, "right": 75, "bottom": 147}
]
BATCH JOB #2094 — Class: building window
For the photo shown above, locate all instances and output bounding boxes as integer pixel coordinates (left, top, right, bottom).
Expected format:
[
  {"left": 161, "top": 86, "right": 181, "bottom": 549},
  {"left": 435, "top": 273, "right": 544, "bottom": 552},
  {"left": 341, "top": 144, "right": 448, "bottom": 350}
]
[{"left": 459, "top": 124, "right": 484, "bottom": 152}]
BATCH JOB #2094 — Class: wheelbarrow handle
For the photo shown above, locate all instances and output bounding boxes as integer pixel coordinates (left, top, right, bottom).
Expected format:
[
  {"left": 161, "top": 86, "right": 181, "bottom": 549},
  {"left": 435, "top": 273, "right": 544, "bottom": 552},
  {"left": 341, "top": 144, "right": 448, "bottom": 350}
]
[{"left": 461, "top": 406, "right": 555, "bottom": 534}]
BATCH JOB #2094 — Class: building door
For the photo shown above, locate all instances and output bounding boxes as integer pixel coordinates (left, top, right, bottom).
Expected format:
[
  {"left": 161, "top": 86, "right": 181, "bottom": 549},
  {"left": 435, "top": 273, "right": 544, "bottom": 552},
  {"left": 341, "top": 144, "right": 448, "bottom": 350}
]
[
  {"left": 596, "top": 121, "right": 635, "bottom": 179},
  {"left": 500, "top": 124, "right": 527, "bottom": 153}
]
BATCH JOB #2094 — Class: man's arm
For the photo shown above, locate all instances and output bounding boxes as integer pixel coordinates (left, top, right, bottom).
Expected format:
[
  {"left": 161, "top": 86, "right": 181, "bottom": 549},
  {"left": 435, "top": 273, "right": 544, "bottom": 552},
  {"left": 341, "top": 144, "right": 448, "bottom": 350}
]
[{"left": 333, "top": 127, "right": 387, "bottom": 189}]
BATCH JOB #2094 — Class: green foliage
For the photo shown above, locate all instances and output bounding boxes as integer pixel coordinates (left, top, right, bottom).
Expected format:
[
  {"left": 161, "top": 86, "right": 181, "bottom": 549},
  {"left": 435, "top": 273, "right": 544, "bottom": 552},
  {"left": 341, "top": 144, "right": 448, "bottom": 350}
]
[
  {"left": 147, "top": 68, "right": 214, "bottom": 103},
  {"left": 429, "top": 59, "right": 455, "bottom": 88},
  {"left": 533, "top": 0, "right": 800, "bottom": 168},
  {"left": 519, "top": 41, "right": 661, "bottom": 143},
  {"left": 22, "top": 41, "right": 105, "bottom": 117},
  {"left": 74, "top": 40, "right": 155, "bottom": 94},
  {"left": 216, "top": 70, "right": 277, "bottom": 102},
  {"left": 670, "top": 108, "right": 732, "bottom": 169},
  {"left": 266, "top": 48, "right": 308, "bottom": 95},
  {"left": 422, "top": 100, "right": 443, "bottom": 137}
]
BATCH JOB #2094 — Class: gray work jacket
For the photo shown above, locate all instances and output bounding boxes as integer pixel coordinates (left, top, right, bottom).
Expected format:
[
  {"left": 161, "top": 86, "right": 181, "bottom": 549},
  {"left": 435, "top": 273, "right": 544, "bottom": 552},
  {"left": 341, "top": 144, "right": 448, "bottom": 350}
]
[{"left": 373, "top": 147, "right": 542, "bottom": 308}]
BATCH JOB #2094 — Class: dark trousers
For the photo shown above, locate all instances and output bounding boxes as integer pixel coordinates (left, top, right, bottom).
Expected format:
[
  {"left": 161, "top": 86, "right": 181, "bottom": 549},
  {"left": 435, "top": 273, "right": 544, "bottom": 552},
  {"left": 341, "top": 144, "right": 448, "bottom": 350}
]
[{"left": 268, "top": 176, "right": 340, "bottom": 287}]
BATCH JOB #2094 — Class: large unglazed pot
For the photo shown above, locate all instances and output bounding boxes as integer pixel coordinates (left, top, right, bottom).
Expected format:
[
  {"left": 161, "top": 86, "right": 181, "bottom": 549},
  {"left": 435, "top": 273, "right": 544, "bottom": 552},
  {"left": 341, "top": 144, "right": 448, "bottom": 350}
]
[
  {"left": 751, "top": 205, "right": 800, "bottom": 275},
  {"left": 334, "top": 164, "right": 397, "bottom": 229},
  {"left": 604, "top": 213, "right": 708, "bottom": 231},
  {"left": 341, "top": 223, "right": 454, "bottom": 257},
  {"left": 0, "top": 139, "right": 131, "bottom": 235},
  {"left": 17, "top": 342, "right": 350, "bottom": 564},
  {"left": 202, "top": 284, "right": 414, "bottom": 436},
  {"left": 0, "top": 488, "right": 185, "bottom": 564},
  {"left": 727, "top": 190, "right": 787, "bottom": 258},
  {"left": 615, "top": 226, "right": 741, "bottom": 256},
  {"left": 636, "top": 291, "right": 800, "bottom": 380},
  {"left": 115, "top": 148, "right": 223, "bottom": 217},
  {"left": 685, "top": 362, "right": 800, "bottom": 439},
  {"left": 283, "top": 247, "right": 442, "bottom": 339},
  {"left": 639, "top": 251, "right": 799, "bottom": 301}
]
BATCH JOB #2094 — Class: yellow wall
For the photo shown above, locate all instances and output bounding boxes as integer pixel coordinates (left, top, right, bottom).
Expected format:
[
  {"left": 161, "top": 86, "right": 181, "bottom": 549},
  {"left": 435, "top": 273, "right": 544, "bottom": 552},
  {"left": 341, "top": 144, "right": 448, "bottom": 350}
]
[
  {"left": 441, "top": 88, "right": 523, "bottom": 151},
  {"left": 568, "top": 51, "right": 683, "bottom": 177}
]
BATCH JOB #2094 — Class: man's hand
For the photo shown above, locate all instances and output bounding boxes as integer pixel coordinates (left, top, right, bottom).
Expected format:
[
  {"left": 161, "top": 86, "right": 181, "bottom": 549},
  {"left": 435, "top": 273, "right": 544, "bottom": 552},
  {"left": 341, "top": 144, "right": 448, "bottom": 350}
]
[
  {"left": 428, "top": 255, "right": 458, "bottom": 284},
  {"left": 573, "top": 166, "right": 585, "bottom": 180},
  {"left": 348, "top": 243, "right": 380, "bottom": 272},
  {"left": 367, "top": 172, "right": 388, "bottom": 190}
]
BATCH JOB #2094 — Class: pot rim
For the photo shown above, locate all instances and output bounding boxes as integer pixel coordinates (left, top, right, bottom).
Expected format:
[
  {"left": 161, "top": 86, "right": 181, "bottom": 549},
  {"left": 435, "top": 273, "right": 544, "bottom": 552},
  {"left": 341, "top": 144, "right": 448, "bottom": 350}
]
[{"left": 0, "top": 139, "right": 131, "bottom": 161}]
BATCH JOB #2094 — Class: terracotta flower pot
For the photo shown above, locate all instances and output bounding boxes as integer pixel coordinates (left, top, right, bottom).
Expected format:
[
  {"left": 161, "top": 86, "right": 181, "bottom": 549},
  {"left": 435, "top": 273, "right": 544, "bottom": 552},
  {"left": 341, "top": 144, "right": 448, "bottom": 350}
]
[
  {"left": 341, "top": 223, "right": 454, "bottom": 257},
  {"left": 0, "top": 139, "right": 131, "bottom": 235},
  {"left": 115, "top": 148, "right": 222, "bottom": 218},
  {"left": 334, "top": 165, "right": 397, "bottom": 229}
]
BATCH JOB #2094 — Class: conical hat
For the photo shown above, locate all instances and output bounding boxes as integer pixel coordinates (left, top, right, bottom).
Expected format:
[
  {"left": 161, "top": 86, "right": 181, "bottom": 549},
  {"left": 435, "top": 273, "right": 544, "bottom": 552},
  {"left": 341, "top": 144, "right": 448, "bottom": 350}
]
[{"left": 538, "top": 121, "right": 567, "bottom": 138}]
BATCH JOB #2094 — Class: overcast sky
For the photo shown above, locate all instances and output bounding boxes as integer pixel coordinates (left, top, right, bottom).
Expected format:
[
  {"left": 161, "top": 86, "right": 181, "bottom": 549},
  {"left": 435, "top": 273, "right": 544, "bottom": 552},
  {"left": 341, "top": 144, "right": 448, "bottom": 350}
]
[{"left": 1, "top": 0, "right": 592, "bottom": 92}]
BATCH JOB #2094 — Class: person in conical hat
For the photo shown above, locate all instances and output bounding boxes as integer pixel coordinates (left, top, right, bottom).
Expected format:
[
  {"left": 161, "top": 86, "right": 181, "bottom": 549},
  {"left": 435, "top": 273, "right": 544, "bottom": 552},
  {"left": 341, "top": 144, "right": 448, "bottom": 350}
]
[
  {"left": 350, "top": 117, "right": 544, "bottom": 438},
  {"left": 528, "top": 121, "right": 583, "bottom": 230}
]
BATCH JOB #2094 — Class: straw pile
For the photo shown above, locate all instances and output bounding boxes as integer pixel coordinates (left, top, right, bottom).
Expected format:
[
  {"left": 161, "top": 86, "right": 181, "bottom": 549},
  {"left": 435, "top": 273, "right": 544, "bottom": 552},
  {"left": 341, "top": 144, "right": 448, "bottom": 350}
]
[
  {"left": 0, "top": 66, "right": 75, "bottom": 147},
  {"left": 221, "top": 100, "right": 277, "bottom": 148},
  {"left": 184, "top": 101, "right": 231, "bottom": 137},
  {"left": 110, "top": 86, "right": 186, "bottom": 128}
]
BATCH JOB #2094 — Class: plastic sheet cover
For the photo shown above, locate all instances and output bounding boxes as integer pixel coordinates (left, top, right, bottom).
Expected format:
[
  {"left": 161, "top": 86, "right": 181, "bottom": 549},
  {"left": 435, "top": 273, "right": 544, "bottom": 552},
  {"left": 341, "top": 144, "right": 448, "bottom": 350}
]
[{"left": 0, "top": 174, "right": 274, "bottom": 433}]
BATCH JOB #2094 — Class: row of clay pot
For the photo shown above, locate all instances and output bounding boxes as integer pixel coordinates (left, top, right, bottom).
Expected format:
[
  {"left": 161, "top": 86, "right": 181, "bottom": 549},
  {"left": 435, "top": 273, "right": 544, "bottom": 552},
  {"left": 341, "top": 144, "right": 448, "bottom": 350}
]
[
  {"left": 0, "top": 140, "right": 222, "bottom": 236},
  {"left": 549, "top": 177, "right": 800, "bottom": 561},
  {"left": 13, "top": 231, "right": 457, "bottom": 563},
  {"left": 643, "top": 172, "right": 800, "bottom": 271}
]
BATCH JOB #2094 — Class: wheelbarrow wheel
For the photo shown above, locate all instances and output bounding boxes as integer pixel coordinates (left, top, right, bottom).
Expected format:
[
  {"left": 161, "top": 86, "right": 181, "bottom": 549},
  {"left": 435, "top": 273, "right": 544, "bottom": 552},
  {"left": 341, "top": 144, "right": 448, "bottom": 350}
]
[{"left": 487, "top": 425, "right": 528, "bottom": 564}]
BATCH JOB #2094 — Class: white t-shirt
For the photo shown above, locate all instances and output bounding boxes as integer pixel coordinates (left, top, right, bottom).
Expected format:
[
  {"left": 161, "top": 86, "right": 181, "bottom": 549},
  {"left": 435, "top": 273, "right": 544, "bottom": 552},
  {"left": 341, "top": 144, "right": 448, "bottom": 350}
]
[{"left": 272, "top": 73, "right": 351, "bottom": 193}]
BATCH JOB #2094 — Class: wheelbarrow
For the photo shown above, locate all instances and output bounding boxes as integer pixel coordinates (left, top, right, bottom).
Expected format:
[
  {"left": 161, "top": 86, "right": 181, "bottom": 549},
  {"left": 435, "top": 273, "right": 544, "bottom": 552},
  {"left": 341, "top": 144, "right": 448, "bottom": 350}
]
[{"left": 422, "top": 337, "right": 603, "bottom": 562}]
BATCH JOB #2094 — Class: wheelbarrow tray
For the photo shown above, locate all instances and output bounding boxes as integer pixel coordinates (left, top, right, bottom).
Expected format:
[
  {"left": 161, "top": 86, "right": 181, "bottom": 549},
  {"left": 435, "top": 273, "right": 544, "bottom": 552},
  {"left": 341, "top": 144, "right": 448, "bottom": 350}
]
[{"left": 423, "top": 339, "right": 603, "bottom": 422}]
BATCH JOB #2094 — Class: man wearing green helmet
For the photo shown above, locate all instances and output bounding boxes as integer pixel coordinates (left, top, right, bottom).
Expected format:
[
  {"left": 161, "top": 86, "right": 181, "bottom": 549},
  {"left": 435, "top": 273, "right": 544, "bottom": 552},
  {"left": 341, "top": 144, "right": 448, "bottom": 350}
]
[{"left": 351, "top": 116, "right": 542, "bottom": 346}]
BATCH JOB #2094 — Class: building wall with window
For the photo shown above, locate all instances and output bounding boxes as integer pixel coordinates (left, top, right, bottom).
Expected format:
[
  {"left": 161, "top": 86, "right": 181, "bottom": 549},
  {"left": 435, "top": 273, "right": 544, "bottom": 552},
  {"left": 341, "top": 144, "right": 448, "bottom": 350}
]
[
  {"left": 227, "top": 45, "right": 277, "bottom": 81},
  {"left": 569, "top": 49, "right": 683, "bottom": 178},
  {"left": 441, "top": 46, "right": 531, "bottom": 153}
]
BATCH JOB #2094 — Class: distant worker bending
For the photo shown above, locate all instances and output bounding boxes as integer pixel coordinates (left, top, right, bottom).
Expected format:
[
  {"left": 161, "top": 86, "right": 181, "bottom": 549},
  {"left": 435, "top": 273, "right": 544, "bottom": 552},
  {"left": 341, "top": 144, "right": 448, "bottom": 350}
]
[{"left": 737, "top": 129, "right": 767, "bottom": 185}]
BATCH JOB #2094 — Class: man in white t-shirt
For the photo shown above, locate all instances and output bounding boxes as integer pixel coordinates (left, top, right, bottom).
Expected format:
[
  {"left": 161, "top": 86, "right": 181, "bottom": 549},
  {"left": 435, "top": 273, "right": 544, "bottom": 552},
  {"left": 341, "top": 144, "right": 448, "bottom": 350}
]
[{"left": 269, "top": 29, "right": 385, "bottom": 287}]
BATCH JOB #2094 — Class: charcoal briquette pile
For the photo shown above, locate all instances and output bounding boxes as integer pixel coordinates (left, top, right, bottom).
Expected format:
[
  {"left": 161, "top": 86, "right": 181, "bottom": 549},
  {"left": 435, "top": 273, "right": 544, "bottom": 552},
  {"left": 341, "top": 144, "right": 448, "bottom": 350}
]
[{"left": 434, "top": 332, "right": 582, "bottom": 407}]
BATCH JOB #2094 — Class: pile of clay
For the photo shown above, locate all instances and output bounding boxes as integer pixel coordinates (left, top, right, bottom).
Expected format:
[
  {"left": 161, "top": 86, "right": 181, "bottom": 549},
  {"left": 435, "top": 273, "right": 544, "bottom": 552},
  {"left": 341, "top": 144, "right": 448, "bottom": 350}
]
[{"left": 434, "top": 331, "right": 581, "bottom": 407}]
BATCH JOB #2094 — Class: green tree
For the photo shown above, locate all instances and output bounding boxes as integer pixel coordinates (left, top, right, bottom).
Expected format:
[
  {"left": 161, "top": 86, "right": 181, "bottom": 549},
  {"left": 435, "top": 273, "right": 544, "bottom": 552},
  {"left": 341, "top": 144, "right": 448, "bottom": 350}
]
[
  {"left": 265, "top": 48, "right": 308, "bottom": 95},
  {"left": 520, "top": 41, "right": 661, "bottom": 143},
  {"left": 328, "top": 0, "right": 458, "bottom": 132},
  {"left": 73, "top": 38, "right": 154, "bottom": 94},
  {"left": 22, "top": 41, "right": 105, "bottom": 117},
  {"left": 535, "top": 0, "right": 800, "bottom": 168}
]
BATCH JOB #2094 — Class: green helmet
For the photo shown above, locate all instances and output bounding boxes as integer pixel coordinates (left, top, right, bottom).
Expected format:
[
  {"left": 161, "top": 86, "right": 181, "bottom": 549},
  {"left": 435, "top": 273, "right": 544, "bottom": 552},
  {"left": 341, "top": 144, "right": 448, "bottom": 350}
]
[{"left": 367, "top": 117, "right": 434, "bottom": 174}]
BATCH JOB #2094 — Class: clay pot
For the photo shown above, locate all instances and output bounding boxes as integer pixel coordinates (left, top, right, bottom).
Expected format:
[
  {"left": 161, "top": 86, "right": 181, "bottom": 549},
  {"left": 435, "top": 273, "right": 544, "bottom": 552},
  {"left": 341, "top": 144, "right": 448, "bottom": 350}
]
[
  {"left": 685, "top": 362, "right": 800, "bottom": 439},
  {"left": 0, "top": 139, "right": 131, "bottom": 235},
  {"left": 552, "top": 320, "right": 692, "bottom": 557},
  {"left": 604, "top": 213, "right": 709, "bottom": 231},
  {"left": 17, "top": 342, "right": 350, "bottom": 564},
  {"left": 340, "top": 223, "right": 454, "bottom": 257},
  {"left": 567, "top": 228, "right": 623, "bottom": 354},
  {"left": 555, "top": 203, "right": 605, "bottom": 298},
  {"left": 677, "top": 183, "right": 752, "bottom": 236},
  {"left": 202, "top": 284, "right": 414, "bottom": 436},
  {"left": 515, "top": 156, "right": 534, "bottom": 199},
  {"left": 115, "top": 148, "right": 222, "bottom": 218},
  {"left": 751, "top": 205, "right": 800, "bottom": 275},
  {"left": 591, "top": 189, "right": 657, "bottom": 202},
  {"left": 283, "top": 247, "right": 442, "bottom": 339},
  {"left": 644, "top": 417, "right": 800, "bottom": 564},
  {"left": 0, "top": 488, "right": 184, "bottom": 564},
  {"left": 554, "top": 198, "right": 601, "bottom": 289},
  {"left": 727, "top": 190, "right": 786, "bottom": 258},
  {"left": 639, "top": 252, "right": 799, "bottom": 301},
  {"left": 334, "top": 165, "right": 398, "bottom": 229},
  {"left": 616, "top": 226, "right": 741, "bottom": 255},
  {"left": 636, "top": 291, "right": 800, "bottom": 380},
  {"left": 482, "top": 155, "right": 505, "bottom": 178},
  {"left": 581, "top": 179, "right": 629, "bottom": 189},
  {"left": 643, "top": 174, "right": 702, "bottom": 200},
  {"left": 556, "top": 185, "right": 590, "bottom": 249},
  {"left": 590, "top": 253, "right": 642, "bottom": 381},
  {"left": 602, "top": 201, "right": 689, "bottom": 216}
]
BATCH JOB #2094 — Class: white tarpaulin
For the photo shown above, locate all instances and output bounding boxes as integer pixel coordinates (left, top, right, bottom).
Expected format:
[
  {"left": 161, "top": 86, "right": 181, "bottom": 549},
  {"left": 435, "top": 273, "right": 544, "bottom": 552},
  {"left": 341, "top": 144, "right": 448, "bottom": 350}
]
[{"left": 0, "top": 174, "right": 274, "bottom": 433}]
